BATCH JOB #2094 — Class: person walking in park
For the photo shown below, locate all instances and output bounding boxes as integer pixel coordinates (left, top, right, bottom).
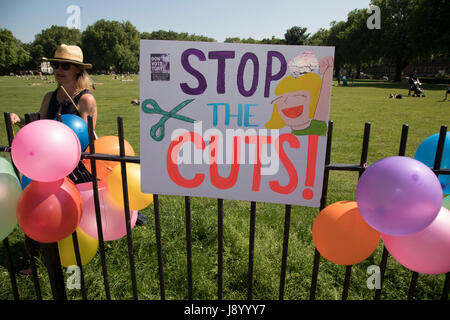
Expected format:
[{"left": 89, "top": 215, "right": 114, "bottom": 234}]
[{"left": 443, "top": 87, "right": 450, "bottom": 101}]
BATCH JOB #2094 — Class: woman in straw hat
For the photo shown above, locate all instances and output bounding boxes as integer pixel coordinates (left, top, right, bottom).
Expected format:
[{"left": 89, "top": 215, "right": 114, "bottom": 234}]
[
  {"left": 12, "top": 45, "right": 99, "bottom": 275},
  {"left": 10, "top": 44, "right": 97, "bottom": 184},
  {"left": 10, "top": 44, "right": 97, "bottom": 128}
]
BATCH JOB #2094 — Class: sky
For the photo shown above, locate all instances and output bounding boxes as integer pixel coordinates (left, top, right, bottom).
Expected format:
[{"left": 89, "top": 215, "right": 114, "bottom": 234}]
[{"left": 0, "top": 0, "right": 371, "bottom": 44}]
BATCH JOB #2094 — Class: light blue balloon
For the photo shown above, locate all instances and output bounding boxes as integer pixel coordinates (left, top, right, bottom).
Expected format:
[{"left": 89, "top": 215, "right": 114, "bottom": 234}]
[{"left": 414, "top": 132, "right": 450, "bottom": 194}]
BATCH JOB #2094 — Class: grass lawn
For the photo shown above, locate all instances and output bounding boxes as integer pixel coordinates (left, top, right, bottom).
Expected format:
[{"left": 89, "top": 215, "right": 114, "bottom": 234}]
[{"left": 0, "top": 74, "right": 448, "bottom": 300}]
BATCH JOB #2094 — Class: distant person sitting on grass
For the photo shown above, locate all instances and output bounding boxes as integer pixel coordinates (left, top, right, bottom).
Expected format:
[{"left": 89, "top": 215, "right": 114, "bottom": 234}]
[
  {"left": 408, "top": 73, "right": 425, "bottom": 97},
  {"left": 443, "top": 87, "right": 450, "bottom": 101},
  {"left": 342, "top": 75, "right": 348, "bottom": 86}
]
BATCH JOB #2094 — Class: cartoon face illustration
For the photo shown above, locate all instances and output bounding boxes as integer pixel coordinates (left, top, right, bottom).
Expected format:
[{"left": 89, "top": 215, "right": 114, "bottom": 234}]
[
  {"left": 266, "top": 72, "right": 325, "bottom": 134},
  {"left": 273, "top": 90, "right": 312, "bottom": 130},
  {"left": 265, "top": 54, "right": 333, "bottom": 136}
]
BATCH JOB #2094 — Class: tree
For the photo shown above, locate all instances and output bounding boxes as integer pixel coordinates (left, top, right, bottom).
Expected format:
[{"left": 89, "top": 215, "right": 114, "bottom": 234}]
[
  {"left": 343, "top": 8, "right": 381, "bottom": 78},
  {"left": 224, "top": 36, "right": 284, "bottom": 44},
  {"left": 408, "top": 0, "right": 450, "bottom": 58},
  {"left": 370, "top": 0, "right": 417, "bottom": 81},
  {"left": 81, "top": 20, "right": 140, "bottom": 73},
  {"left": 141, "top": 30, "right": 215, "bottom": 42},
  {"left": 308, "top": 28, "right": 330, "bottom": 46},
  {"left": 259, "top": 36, "right": 285, "bottom": 45},
  {"left": 224, "top": 37, "right": 243, "bottom": 43},
  {"left": 141, "top": 30, "right": 180, "bottom": 41},
  {"left": 316, "top": 1, "right": 447, "bottom": 81},
  {"left": 284, "top": 26, "right": 310, "bottom": 45},
  {"left": 116, "top": 44, "right": 139, "bottom": 73},
  {"left": 224, "top": 37, "right": 258, "bottom": 44},
  {"left": 0, "top": 29, "right": 31, "bottom": 74},
  {"left": 324, "top": 21, "right": 348, "bottom": 78},
  {"left": 31, "top": 26, "right": 81, "bottom": 66}
]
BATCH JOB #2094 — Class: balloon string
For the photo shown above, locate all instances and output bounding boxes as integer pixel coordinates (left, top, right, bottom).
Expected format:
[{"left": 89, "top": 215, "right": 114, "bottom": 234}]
[
  {"left": 60, "top": 85, "right": 80, "bottom": 113},
  {"left": 12, "top": 120, "right": 25, "bottom": 133},
  {"left": 11, "top": 85, "right": 77, "bottom": 132}
]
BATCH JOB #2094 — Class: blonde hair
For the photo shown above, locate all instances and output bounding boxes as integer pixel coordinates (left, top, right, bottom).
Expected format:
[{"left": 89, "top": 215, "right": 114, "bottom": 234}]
[
  {"left": 76, "top": 69, "right": 94, "bottom": 91},
  {"left": 265, "top": 73, "right": 322, "bottom": 129},
  {"left": 56, "top": 68, "right": 94, "bottom": 92}
]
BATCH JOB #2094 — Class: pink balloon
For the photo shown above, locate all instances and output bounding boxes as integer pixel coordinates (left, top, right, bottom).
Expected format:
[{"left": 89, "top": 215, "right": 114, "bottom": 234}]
[
  {"left": 76, "top": 182, "right": 137, "bottom": 241},
  {"left": 382, "top": 207, "right": 450, "bottom": 274},
  {"left": 11, "top": 120, "right": 81, "bottom": 182}
]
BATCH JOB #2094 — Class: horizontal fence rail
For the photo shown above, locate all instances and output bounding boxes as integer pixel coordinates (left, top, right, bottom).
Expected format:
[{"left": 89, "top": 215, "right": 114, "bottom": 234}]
[{"left": 1, "top": 112, "right": 449, "bottom": 301}]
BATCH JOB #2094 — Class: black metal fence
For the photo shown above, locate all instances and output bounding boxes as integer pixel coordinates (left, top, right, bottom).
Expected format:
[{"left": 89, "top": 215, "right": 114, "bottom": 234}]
[{"left": 1, "top": 112, "right": 449, "bottom": 301}]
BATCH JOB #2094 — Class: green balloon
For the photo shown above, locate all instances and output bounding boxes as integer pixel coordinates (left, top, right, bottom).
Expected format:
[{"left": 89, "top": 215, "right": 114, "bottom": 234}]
[
  {"left": 444, "top": 195, "right": 450, "bottom": 210},
  {"left": 0, "top": 156, "right": 17, "bottom": 177},
  {"left": 0, "top": 173, "right": 22, "bottom": 240}
]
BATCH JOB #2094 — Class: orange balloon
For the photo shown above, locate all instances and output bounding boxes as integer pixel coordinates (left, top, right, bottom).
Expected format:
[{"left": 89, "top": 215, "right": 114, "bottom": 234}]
[
  {"left": 82, "top": 136, "right": 135, "bottom": 181},
  {"left": 312, "top": 201, "right": 380, "bottom": 265}
]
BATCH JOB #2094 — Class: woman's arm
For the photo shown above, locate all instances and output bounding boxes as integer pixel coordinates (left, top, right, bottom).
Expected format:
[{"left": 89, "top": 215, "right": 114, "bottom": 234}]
[
  {"left": 314, "top": 56, "right": 334, "bottom": 122},
  {"left": 78, "top": 93, "right": 98, "bottom": 129},
  {"left": 9, "top": 113, "right": 23, "bottom": 125},
  {"left": 39, "top": 91, "right": 52, "bottom": 119},
  {"left": 10, "top": 91, "right": 52, "bottom": 125}
]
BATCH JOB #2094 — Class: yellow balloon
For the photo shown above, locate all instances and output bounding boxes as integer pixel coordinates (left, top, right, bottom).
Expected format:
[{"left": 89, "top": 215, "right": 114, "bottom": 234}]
[
  {"left": 57, "top": 227, "right": 98, "bottom": 268},
  {"left": 107, "top": 163, "right": 154, "bottom": 211}
]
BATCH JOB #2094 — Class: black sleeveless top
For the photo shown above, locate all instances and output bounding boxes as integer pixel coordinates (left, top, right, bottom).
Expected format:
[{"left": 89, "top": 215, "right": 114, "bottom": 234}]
[
  {"left": 46, "top": 88, "right": 90, "bottom": 119},
  {"left": 46, "top": 88, "right": 93, "bottom": 184}
]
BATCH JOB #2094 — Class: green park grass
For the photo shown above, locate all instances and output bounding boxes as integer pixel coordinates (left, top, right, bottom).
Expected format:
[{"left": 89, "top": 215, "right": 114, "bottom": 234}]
[{"left": 0, "top": 74, "right": 448, "bottom": 300}]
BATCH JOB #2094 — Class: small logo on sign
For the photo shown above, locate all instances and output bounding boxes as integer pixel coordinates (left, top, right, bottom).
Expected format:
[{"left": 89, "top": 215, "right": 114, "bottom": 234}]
[{"left": 151, "top": 54, "right": 170, "bottom": 81}]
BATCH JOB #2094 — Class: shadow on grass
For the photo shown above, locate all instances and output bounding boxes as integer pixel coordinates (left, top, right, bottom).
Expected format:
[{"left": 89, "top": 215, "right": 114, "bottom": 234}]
[
  {"left": 0, "top": 238, "right": 30, "bottom": 273},
  {"left": 336, "top": 79, "right": 449, "bottom": 91}
]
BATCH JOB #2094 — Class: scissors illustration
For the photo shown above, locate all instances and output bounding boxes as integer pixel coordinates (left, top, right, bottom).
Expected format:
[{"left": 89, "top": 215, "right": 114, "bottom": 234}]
[{"left": 141, "top": 98, "right": 196, "bottom": 141}]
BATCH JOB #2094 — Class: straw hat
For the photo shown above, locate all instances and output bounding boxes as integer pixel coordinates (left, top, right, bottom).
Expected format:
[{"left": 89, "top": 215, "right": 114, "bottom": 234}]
[{"left": 43, "top": 44, "right": 92, "bottom": 69}]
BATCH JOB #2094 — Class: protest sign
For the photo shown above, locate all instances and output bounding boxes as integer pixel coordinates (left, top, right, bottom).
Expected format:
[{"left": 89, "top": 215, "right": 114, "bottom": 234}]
[{"left": 140, "top": 40, "right": 334, "bottom": 206}]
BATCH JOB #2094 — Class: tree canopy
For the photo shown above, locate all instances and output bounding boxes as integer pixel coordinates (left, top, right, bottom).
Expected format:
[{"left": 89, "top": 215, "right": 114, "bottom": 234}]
[
  {"left": 81, "top": 20, "right": 140, "bottom": 73},
  {"left": 0, "top": 29, "right": 31, "bottom": 74},
  {"left": 141, "top": 30, "right": 215, "bottom": 42},
  {"left": 284, "top": 26, "right": 310, "bottom": 45},
  {"left": 0, "top": 0, "right": 448, "bottom": 79},
  {"left": 31, "top": 25, "right": 82, "bottom": 63}
]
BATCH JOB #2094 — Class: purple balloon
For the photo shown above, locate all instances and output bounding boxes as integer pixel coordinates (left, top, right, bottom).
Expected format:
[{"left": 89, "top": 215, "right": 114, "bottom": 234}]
[{"left": 356, "top": 156, "right": 443, "bottom": 236}]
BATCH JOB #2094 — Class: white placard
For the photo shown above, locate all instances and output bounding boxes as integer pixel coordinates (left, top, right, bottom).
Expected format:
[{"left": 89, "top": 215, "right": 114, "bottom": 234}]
[{"left": 140, "top": 40, "right": 334, "bottom": 206}]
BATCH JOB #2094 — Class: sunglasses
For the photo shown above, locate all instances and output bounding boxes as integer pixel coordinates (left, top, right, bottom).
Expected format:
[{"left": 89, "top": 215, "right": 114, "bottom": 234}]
[{"left": 50, "top": 61, "right": 73, "bottom": 70}]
